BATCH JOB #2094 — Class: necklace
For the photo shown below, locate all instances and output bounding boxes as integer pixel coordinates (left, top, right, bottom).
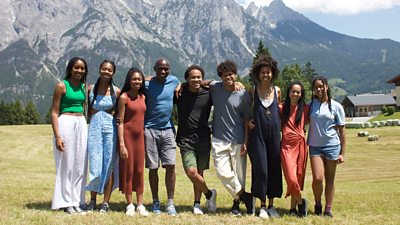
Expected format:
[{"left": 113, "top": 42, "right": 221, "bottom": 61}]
[{"left": 261, "top": 85, "right": 273, "bottom": 98}]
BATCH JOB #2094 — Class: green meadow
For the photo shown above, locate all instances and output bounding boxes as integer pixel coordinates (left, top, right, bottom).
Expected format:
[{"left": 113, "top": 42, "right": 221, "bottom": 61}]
[{"left": 0, "top": 125, "right": 399, "bottom": 224}]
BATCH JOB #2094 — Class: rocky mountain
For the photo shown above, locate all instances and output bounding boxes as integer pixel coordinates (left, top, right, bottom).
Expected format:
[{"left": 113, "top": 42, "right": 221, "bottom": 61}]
[{"left": 1, "top": 0, "right": 399, "bottom": 117}]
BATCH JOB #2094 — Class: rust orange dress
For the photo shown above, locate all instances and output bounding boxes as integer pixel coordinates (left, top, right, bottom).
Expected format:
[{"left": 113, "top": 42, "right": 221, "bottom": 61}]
[
  {"left": 280, "top": 104, "right": 309, "bottom": 198},
  {"left": 119, "top": 94, "right": 146, "bottom": 194}
]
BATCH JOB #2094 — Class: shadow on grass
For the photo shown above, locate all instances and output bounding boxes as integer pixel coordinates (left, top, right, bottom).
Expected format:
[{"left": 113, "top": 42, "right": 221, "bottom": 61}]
[
  {"left": 25, "top": 201, "right": 296, "bottom": 216},
  {"left": 25, "top": 201, "right": 52, "bottom": 211}
]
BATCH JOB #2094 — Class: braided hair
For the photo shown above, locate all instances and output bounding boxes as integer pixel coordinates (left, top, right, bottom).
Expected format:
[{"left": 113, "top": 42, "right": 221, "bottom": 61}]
[
  {"left": 88, "top": 60, "right": 117, "bottom": 114},
  {"left": 282, "top": 81, "right": 306, "bottom": 127},
  {"left": 309, "top": 76, "right": 332, "bottom": 115}
]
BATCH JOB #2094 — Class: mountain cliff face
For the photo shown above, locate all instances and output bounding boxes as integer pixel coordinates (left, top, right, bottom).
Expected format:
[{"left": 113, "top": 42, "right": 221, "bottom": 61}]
[{"left": 1, "top": 0, "right": 399, "bottom": 116}]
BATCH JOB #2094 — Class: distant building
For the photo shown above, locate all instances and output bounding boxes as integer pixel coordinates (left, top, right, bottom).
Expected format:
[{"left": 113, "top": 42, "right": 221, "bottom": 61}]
[
  {"left": 341, "top": 94, "right": 396, "bottom": 117},
  {"left": 386, "top": 74, "right": 400, "bottom": 108}
]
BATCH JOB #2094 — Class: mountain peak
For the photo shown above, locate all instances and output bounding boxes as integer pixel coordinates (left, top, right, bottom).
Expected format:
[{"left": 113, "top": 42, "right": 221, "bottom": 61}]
[
  {"left": 269, "top": 0, "right": 286, "bottom": 7},
  {"left": 245, "top": 1, "right": 259, "bottom": 16}
]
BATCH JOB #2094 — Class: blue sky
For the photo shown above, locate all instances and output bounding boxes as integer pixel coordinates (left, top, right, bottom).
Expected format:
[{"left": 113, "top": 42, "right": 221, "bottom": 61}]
[{"left": 235, "top": 0, "right": 400, "bottom": 42}]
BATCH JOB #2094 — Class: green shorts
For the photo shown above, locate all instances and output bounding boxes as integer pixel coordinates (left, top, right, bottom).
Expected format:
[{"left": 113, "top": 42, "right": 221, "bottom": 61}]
[{"left": 179, "top": 141, "right": 211, "bottom": 171}]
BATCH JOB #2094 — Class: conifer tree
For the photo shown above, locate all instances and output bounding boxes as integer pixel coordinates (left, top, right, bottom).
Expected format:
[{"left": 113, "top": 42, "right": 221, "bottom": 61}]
[
  {"left": 25, "top": 100, "right": 41, "bottom": 124},
  {"left": 45, "top": 108, "right": 52, "bottom": 124},
  {"left": 249, "top": 40, "right": 271, "bottom": 85},
  {"left": 0, "top": 101, "right": 6, "bottom": 125},
  {"left": 12, "top": 100, "right": 26, "bottom": 125}
]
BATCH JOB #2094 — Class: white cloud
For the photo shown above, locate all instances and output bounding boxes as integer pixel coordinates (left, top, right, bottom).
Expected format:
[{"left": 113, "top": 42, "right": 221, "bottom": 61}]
[{"left": 236, "top": 0, "right": 400, "bottom": 15}]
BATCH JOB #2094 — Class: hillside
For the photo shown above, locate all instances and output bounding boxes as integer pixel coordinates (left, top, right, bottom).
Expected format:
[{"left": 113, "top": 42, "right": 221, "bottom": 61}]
[{"left": 0, "top": 0, "right": 399, "bottom": 116}]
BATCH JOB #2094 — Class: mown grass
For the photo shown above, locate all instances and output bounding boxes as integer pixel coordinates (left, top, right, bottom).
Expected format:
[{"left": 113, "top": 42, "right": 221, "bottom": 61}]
[
  {"left": 368, "top": 112, "right": 400, "bottom": 122},
  {"left": 0, "top": 125, "right": 399, "bottom": 224}
]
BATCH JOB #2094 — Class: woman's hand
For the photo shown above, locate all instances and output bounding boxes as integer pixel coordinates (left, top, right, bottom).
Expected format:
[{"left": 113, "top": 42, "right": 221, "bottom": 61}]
[
  {"left": 55, "top": 138, "right": 64, "bottom": 151},
  {"left": 337, "top": 154, "right": 345, "bottom": 164},
  {"left": 234, "top": 82, "right": 245, "bottom": 91},
  {"left": 119, "top": 146, "right": 128, "bottom": 159},
  {"left": 248, "top": 119, "right": 255, "bottom": 130},
  {"left": 240, "top": 144, "right": 247, "bottom": 156}
]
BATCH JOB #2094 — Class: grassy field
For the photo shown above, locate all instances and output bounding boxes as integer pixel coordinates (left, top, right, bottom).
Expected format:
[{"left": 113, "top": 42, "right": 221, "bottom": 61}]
[
  {"left": 368, "top": 112, "right": 400, "bottom": 122},
  {"left": 0, "top": 125, "right": 399, "bottom": 224}
]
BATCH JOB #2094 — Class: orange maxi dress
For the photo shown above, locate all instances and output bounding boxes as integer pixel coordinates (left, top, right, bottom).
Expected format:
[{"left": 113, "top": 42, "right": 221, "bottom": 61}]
[
  {"left": 280, "top": 104, "right": 309, "bottom": 198},
  {"left": 119, "top": 94, "right": 146, "bottom": 194}
]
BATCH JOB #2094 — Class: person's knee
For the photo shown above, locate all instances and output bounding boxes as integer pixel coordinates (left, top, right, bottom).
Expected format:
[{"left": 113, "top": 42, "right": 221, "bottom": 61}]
[
  {"left": 165, "top": 165, "right": 175, "bottom": 172},
  {"left": 325, "top": 174, "right": 336, "bottom": 186},
  {"left": 185, "top": 167, "right": 198, "bottom": 178},
  {"left": 149, "top": 168, "right": 158, "bottom": 175},
  {"left": 312, "top": 174, "right": 324, "bottom": 184}
]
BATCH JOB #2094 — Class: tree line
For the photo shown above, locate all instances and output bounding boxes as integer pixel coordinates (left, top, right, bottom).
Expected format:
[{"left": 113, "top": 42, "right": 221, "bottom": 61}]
[
  {"left": 237, "top": 41, "right": 318, "bottom": 102},
  {"left": 1, "top": 41, "right": 317, "bottom": 126},
  {"left": 0, "top": 100, "right": 42, "bottom": 125}
]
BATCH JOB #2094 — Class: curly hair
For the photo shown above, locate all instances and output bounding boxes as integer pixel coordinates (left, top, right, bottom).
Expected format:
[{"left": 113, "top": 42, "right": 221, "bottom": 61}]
[
  {"left": 217, "top": 60, "right": 237, "bottom": 77},
  {"left": 250, "top": 54, "right": 279, "bottom": 83},
  {"left": 184, "top": 65, "right": 205, "bottom": 80}
]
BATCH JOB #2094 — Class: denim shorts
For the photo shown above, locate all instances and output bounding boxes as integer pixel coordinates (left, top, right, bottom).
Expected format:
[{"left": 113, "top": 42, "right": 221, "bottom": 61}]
[{"left": 309, "top": 145, "right": 341, "bottom": 161}]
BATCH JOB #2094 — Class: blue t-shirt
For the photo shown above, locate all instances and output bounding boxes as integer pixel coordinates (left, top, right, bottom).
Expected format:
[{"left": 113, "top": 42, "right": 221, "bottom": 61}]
[
  {"left": 307, "top": 99, "right": 345, "bottom": 147},
  {"left": 210, "top": 81, "right": 251, "bottom": 144},
  {"left": 144, "top": 75, "right": 180, "bottom": 129}
]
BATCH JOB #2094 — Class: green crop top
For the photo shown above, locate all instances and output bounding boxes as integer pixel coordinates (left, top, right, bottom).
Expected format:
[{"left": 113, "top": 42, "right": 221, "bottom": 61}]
[{"left": 60, "top": 80, "right": 86, "bottom": 114}]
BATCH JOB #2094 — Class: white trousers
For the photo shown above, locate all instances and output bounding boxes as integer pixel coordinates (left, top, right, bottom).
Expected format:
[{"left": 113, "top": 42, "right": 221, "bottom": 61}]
[
  {"left": 52, "top": 115, "right": 88, "bottom": 210},
  {"left": 211, "top": 137, "right": 247, "bottom": 200}
]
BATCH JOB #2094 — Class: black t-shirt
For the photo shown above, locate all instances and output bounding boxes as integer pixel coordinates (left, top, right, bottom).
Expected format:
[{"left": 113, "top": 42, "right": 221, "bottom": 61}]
[{"left": 175, "top": 86, "right": 213, "bottom": 145}]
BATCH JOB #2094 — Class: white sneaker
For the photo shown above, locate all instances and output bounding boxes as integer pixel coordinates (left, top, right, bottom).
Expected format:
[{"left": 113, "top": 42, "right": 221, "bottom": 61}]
[
  {"left": 193, "top": 203, "right": 204, "bottom": 215},
  {"left": 205, "top": 189, "right": 217, "bottom": 213},
  {"left": 166, "top": 204, "right": 177, "bottom": 216},
  {"left": 73, "top": 206, "right": 87, "bottom": 215},
  {"left": 136, "top": 205, "right": 149, "bottom": 217},
  {"left": 267, "top": 206, "right": 280, "bottom": 218},
  {"left": 126, "top": 204, "right": 135, "bottom": 216},
  {"left": 259, "top": 207, "right": 269, "bottom": 219}
]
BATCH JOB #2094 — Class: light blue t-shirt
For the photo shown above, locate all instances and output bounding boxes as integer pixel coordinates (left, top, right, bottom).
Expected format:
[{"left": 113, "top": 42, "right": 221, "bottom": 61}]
[
  {"left": 307, "top": 99, "right": 345, "bottom": 147},
  {"left": 210, "top": 81, "right": 251, "bottom": 144},
  {"left": 144, "top": 75, "right": 180, "bottom": 129}
]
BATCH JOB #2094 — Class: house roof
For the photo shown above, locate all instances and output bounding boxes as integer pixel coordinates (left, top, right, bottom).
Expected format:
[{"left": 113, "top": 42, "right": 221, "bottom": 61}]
[
  {"left": 345, "top": 94, "right": 396, "bottom": 106},
  {"left": 387, "top": 74, "right": 400, "bottom": 83}
]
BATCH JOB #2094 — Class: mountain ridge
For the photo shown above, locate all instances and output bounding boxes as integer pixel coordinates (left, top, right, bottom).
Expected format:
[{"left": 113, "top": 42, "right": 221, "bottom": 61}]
[{"left": 0, "top": 0, "right": 399, "bottom": 117}]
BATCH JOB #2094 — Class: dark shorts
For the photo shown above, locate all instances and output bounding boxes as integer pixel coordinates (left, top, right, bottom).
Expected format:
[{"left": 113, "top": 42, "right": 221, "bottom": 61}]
[
  {"left": 179, "top": 140, "right": 211, "bottom": 171},
  {"left": 145, "top": 128, "right": 176, "bottom": 169}
]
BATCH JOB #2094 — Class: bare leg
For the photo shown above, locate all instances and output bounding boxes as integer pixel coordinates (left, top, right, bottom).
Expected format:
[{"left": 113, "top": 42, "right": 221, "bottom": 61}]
[
  {"left": 185, "top": 167, "right": 209, "bottom": 197},
  {"left": 103, "top": 175, "right": 114, "bottom": 203},
  {"left": 290, "top": 196, "right": 297, "bottom": 209},
  {"left": 125, "top": 193, "right": 133, "bottom": 205},
  {"left": 149, "top": 169, "right": 159, "bottom": 200},
  {"left": 137, "top": 192, "right": 144, "bottom": 206},
  {"left": 165, "top": 165, "right": 176, "bottom": 200},
  {"left": 324, "top": 160, "right": 338, "bottom": 207},
  {"left": 311, "top": 156, "right": 325, "bottom": 203},
  {"left": 194, "top": 171, "right": 204, "bottom": 202},
  {"left": 90, "top": 191, "right": 97, "bottom": 201},
  {"left": 268, "top": 198, "right": 274, "bottom": 206}
]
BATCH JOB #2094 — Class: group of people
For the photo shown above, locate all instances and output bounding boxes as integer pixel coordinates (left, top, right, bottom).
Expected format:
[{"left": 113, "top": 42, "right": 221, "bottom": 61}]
[{"left": 50, "top": 54, "right": 346, "bottom": 219}]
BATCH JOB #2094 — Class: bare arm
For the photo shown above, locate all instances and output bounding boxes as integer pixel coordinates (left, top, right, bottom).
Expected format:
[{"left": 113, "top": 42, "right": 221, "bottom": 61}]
[
  {"left": 275, "top": 86, "right": 281, "bottom": 103},
  {"left": 247, "top": 87, "right": 255, "bottom": 130},
  {"left": 241, "top": 117, "right": 250, "bottom": 156},
  {"left": 117, "top": 93, "right": 128, "bottom": 159},
  {"left": 51, "top": 82, "right": 66, "bottom": 151},
  {"left": 337, "top": 125, "right": 346, "bottom": 163}
]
